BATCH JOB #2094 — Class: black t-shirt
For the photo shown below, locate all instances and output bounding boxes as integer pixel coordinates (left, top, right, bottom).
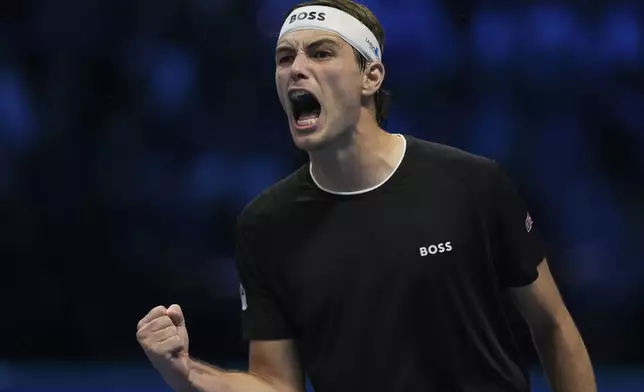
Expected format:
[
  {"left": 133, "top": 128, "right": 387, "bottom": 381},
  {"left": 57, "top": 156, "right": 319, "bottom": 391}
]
[{"left": 235, "top": 135, "right": 547, "bottom": 392}]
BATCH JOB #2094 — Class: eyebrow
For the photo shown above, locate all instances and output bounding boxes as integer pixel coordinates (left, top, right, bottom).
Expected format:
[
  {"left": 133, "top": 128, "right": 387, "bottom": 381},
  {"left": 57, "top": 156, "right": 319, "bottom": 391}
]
[{"left": 276, "top": 38, "right": 342, "bottom": 54}]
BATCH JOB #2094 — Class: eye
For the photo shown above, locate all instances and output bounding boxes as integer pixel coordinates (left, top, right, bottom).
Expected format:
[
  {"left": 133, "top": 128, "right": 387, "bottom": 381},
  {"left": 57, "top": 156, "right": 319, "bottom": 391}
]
[
  {"left": 313, "top": 50, "right": 332, "bottom": 59},
  {"left": 277, "top": 55, "right": 294, "bottom": 65}
]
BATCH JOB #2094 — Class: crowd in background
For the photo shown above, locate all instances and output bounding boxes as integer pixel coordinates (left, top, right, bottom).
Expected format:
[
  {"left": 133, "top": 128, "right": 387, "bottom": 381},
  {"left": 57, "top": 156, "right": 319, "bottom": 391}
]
[{"left": 1, "top": 0, "right": 643, "bottom": 366}]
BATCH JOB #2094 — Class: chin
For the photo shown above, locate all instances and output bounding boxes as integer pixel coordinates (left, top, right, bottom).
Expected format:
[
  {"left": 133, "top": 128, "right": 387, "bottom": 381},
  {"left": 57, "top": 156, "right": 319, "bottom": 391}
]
[
  {"left": 289, "top": 116, "right": 333, "bottom": 151},
  {"left": 291, "top": 129, "right": 330, "bottom": 152}
]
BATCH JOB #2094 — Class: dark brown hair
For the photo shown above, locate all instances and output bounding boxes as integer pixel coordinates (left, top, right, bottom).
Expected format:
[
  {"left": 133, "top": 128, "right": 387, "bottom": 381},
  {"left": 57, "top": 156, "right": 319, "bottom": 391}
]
[{"left": 285, "top": 0, "right": 390, "bottom": 126}]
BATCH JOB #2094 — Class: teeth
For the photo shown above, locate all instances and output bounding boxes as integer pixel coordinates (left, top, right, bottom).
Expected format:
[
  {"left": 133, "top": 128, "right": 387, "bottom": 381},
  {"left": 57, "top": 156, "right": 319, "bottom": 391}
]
[
  {"left": 297, "top": 118, "right": 317, "bottom": 127},
  {"left": 289, "top": 90, "right": 310, "bottom": 99}
]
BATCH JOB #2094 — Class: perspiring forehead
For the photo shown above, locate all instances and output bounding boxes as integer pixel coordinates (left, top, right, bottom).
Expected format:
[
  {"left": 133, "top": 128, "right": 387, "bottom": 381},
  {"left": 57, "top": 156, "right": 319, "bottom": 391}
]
[{"left": 276, "top": 32, "right": 346, "bottom": 54}]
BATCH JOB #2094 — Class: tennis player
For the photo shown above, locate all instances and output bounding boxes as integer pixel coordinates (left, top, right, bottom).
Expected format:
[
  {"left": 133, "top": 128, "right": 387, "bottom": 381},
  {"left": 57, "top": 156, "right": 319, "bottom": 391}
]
[{"left": 136, "top": 1, "right": 597, "bottom": 391}]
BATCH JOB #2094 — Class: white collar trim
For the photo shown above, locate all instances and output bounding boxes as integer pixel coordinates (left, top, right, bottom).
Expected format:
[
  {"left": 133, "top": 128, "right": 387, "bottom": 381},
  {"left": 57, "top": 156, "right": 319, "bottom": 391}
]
[{"left": 309, "top": 134, "right": 407, "bottom": 196}]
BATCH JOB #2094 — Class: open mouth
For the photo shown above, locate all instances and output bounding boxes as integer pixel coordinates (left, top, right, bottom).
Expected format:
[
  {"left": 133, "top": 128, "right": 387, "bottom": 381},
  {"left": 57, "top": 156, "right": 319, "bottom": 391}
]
[{"left": 288, "top": 90, "right": 321, "bottom": 130}]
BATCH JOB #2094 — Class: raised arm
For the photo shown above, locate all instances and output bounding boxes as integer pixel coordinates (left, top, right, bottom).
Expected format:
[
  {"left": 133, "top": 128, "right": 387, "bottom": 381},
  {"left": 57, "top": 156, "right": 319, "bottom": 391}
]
[{"left": 186, "top": 339, "right": 304, "bottom": 392}]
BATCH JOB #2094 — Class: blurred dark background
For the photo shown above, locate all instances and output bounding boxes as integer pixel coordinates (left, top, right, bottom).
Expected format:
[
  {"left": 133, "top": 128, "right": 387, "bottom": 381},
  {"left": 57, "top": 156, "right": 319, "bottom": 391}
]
[{"left": 1, "top": 0, "right": 643, "bottom": 390}]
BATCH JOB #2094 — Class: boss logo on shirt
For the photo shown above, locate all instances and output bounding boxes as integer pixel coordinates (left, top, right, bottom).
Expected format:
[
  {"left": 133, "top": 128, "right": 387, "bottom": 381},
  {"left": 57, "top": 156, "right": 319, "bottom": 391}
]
[{"left": 419, "top": 242, "right": 452, "bottom": 256}]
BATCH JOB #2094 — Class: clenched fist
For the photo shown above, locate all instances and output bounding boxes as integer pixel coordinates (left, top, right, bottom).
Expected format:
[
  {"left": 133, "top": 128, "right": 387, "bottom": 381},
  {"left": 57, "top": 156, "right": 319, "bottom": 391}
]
[{"left": 137, "top": 304, "right": 191, "bottom": 384}]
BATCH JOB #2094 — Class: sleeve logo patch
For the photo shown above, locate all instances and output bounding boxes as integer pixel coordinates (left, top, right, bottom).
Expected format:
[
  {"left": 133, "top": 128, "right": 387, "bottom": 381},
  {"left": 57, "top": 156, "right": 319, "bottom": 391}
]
[
  {"left": 240, "top": 283, "right": 247, "bottom": 311},
  {"left": 525, "top": 213, "right": 534, "bottom": 233}
]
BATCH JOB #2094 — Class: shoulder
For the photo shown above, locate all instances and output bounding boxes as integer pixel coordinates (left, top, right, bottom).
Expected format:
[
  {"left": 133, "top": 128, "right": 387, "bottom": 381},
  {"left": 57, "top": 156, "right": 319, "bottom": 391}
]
[
  {"left": 236, "top": 165, "right": 310, "bottom": 233},
  {"left": 404, "top": 136, "right": 502, "bottom": 190}
]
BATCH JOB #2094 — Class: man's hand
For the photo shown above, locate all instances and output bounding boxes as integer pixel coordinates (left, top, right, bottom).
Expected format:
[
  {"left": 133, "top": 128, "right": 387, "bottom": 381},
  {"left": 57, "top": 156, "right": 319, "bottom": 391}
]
[
  {"left": 137, "top": 305, "right": 191, "bottom": 386},
  {"left": 137, "top": 305, "right": 301, "bottom": 392}
]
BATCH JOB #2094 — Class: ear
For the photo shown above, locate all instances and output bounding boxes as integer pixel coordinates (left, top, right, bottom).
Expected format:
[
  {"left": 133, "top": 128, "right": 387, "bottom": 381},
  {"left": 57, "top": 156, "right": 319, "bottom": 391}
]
[{"left": 362, "top": 61, "right": 385, "bottom": 98}]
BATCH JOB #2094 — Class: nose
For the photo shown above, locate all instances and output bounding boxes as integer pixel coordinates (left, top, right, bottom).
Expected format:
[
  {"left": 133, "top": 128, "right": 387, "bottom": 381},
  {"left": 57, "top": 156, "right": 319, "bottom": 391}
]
[{"left": 289, "top": 52, "right": 309, "bottom": 82}]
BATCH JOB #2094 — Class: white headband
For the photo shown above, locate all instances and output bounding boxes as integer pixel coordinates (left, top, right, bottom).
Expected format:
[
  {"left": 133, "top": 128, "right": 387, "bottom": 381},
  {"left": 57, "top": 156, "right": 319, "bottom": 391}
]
[{"left": 278, "top": 5, "right": 382, "bottom": 62}]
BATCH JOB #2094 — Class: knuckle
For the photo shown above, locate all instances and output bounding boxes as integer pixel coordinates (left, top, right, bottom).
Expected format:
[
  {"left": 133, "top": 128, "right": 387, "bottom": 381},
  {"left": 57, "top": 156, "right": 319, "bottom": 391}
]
[
  {"left": 164, "top": 327, "right": 178, "bottom": 338},
  {"left": 136, "top": 327, "right": 150, "bottom": 341},
  {"left": 146, "top": 306, "right": 166, "bottom": 319},
  {"left": 146, "top": 316, "right": 168, "bottom": 331},
  {"left": 153, "top": 305, "right": 167, "bottom": 314},
  {"left": 136, "top": 318, "right": 148, "bottom": 331},
  {"left": 153, "top": 317, "right": 171, "bottom": 329},
  {"left": 167, "top": 335, "right": 183, "bottom": 350}
]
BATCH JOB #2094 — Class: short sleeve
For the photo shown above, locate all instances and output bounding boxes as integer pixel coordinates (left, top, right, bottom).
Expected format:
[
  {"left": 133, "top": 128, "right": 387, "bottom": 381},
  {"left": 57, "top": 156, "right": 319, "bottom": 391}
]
[
  {"left": 489, "top": 164, "right": 547, "bottom": 287},
  {"left": 235, "top": 216, "right": 294, "bottom": 340}
]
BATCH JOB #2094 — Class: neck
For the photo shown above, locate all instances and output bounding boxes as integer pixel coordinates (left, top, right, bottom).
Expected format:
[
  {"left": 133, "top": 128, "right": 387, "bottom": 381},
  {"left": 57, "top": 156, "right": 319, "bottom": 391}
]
[{"left": 309, "top": 117, "right": 405, "bottom": 194}]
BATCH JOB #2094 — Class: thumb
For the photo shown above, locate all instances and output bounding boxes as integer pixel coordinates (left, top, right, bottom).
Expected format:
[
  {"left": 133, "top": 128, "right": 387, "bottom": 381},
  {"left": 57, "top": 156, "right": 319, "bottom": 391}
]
[{"left": 166, "top": 304, "right": 185, "bottom": 327}]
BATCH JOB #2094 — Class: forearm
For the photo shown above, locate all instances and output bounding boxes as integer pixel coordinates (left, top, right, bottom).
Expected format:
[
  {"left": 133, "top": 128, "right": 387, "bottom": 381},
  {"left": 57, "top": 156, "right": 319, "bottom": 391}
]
[
  {"left": 532, "top": 317, "right": 596, "bottom": 392},
  {"left": 185, "top": 359, "right": 285, "bottom": 392}
]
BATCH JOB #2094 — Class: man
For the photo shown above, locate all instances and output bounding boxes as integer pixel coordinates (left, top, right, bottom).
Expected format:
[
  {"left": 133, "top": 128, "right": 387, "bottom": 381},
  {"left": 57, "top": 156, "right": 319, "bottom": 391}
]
[{"left": 136, "top": 1, "right": 597, "bottom": 391}]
